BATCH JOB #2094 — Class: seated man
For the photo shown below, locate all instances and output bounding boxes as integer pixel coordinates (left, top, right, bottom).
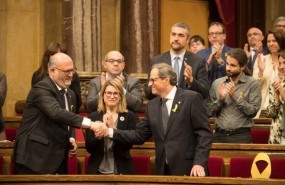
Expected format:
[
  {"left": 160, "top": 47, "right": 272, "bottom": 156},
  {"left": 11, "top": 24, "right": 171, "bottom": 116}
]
[
  {"left": 208, "top": 48, "right": 261, "bottom": 143},
  {"left": 86, "top": 51, "right": 143, "bottom": 113}
]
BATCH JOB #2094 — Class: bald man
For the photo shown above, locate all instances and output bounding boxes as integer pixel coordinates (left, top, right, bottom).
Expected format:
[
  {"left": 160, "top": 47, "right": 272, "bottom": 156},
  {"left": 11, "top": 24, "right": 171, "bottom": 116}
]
[
  {"left": 13, "top": 53, "right": 103, "bottom": 174},
  {"left": 244, "top": 27, "right": 267, "bottom": 73},
  {"left": 86, "top": 50, "right": 143, "bottom": 113}
]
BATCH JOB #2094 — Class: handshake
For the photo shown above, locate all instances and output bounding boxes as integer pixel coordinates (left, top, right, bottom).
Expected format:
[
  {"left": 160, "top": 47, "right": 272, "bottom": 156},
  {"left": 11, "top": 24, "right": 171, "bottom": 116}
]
[{"left": 90, "top": 121, "right": 109, "bottom": 139}]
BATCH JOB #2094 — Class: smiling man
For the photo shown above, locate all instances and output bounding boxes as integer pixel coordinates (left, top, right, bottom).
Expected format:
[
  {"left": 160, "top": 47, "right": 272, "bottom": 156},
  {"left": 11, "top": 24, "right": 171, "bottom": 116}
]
[
  {"left": 208, "top": 48, "right": 262, "bottom": 143},
  {"left": 86, "top": 50, "right": 143, "bottom": 113},
  {"left": 99, "top": 63, "right": 212, "bottom": 176},
  {"left": 145, "top": 22, "right": 208, "bottom": 100},
  {"left": 13, "top": 53, "right": 104, "bottom": 174}
]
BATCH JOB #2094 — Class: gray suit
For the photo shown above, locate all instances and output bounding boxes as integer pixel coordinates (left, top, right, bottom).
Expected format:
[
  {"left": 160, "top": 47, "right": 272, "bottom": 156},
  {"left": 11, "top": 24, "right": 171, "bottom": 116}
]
[
  {"left": 0, "top": 73, "right": 7, "bottom": 133},
  {"left": 85, "top": 73, "right": 143, "bottom": 113}
]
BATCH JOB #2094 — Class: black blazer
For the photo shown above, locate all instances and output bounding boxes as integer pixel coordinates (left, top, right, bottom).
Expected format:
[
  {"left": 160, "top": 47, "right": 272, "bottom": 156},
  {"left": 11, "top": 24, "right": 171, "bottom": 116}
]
[
  {"left": 85, "top": 111, "right": 137, "bottom": 174},
  {"left": 13, "top": 76, "right": 83, "bottom": 174},
  {"left": 113, "top": 88, "right": 213, "bottom": 175},
  {"left": 32, "top": 70, "right": 82, "bottom": 113},
  {"left": 145, "top": 51, "right": 209, "bottom": 99}
]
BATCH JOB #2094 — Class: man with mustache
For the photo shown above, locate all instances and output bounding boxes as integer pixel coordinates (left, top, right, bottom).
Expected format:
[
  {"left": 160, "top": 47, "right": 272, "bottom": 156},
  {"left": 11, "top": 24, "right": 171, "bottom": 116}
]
[
  {"left": 208, "top": 48, "right": 262, "bottom": 143},
  {"left": 145, "top": 22, "right": 208, "bottom": 100}
]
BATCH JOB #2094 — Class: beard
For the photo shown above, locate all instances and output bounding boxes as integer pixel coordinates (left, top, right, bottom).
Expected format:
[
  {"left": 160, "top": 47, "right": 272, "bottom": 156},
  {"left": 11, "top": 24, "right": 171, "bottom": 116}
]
[{"left": 226, "top": 70, "right": 241, "bottom": 78}]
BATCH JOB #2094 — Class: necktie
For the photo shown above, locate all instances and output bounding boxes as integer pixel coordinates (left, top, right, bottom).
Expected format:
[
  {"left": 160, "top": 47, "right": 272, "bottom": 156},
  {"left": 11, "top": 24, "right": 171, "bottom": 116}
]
[
  {"left": 174, "top": 57, "right": 180, "bottom": 81},
  {"left": 161, "top": 99, "right": 169, "bottom": 133},
  {"left": 60, "top": 90, "right": 69, "bottom": 111}
]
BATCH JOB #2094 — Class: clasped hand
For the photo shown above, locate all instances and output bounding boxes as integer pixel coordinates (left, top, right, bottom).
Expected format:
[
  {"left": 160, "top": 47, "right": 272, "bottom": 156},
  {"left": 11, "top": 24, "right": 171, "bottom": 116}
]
[{"left": 90, "top": 121, "right": 108, "bottom": 139}]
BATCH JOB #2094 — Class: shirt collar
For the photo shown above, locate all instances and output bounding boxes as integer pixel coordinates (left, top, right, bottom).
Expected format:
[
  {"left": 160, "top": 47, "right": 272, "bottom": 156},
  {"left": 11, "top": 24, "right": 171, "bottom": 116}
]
[
  {"left": 165, "top": 86, "right": 177, "bottom": 100},
  {"left": 225, "top": 72, "right": 247, "bottom": 84},
  {"left": 170, "top": 50, "right": 186, "bottom": 61},
  {"left": 55, "top": 84, "right": 67, "bottom": 92}
]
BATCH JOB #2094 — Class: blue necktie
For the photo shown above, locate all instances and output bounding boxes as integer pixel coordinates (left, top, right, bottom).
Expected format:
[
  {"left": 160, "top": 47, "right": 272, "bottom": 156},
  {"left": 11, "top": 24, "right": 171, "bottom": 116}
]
[{"left": 174, "top": 57, "right": 180, "bottom": 81}]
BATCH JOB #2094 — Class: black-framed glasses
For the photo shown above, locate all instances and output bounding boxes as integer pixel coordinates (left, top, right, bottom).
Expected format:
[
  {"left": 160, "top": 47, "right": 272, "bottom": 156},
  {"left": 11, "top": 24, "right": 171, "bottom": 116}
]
[
  {"left": 105, "top": 59, "right": 125, "bottom": 64},
  {"left": 104, "top": 91, "right": 120, "bottom": 98},
  {"left": 54, "top": 67, "right": 77, "bottom": 75},
  {"left": 149, "top": 77, "right": 164, "bottom": 84},
  {"left": 208, "top": 32, "right": 223, "bottom": 36}
]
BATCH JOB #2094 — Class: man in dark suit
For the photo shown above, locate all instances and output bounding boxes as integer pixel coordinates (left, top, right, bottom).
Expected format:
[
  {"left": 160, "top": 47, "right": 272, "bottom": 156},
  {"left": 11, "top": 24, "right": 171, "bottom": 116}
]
[
  {"left": 13, "top": 53, "right": 104, "bottom": 174},
  {"left": 145, "top": 22, "right": 209, "bottom": 100},
  {"left": 86, "top": 50, "right": 143, "bottom": 113},
  {"left": 197, "top": 22, "right": 231, "bottom": 87},
  {"left": 97, "top": 63, "right": 212, "bottom": 176}
]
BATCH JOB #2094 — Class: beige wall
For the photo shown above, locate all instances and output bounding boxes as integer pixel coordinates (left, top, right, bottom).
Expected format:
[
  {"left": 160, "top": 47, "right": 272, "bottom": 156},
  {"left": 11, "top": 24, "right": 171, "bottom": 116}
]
[
  {"left": 0, "top": 0, "right": 43, "bottom": 117},
  {"left": 160, "top": 0, "right": 209, "bottom": 53}
]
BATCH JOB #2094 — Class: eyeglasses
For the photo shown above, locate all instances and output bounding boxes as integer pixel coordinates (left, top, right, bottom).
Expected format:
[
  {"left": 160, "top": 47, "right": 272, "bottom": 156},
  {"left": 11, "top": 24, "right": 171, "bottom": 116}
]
[
  {"left": 105, "top": 59, "right": 125, "bottom": 64},
  {"left": 208, "top": 32, "right": 223, "bottom": 36},
  {"left": 275, "top": 24, "right": 285, "bottom": 29},
  {"left": 104, "top": 91, "right": 120, "bottom": 98},
  {"left": 149, "top": 77, "right": 164, "bottom": 84},
  {"left": 247, "top": 32, "right": 261, "bottom": 37},
  {"left": 54, "top": 67, "right": 77, "bottom": 75}
]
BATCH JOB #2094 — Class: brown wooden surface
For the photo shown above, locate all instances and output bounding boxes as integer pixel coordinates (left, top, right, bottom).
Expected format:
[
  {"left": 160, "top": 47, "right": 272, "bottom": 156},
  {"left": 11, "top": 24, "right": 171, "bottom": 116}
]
[{"left": 0, "top": 175, "right": 284, "bottom": 185}]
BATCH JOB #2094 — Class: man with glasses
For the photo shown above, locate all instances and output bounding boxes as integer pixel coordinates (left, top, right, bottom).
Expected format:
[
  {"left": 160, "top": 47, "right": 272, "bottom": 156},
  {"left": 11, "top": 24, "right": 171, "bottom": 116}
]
[
  {"left": 274, "top": 16, "right": 285, "bottom": 31},
  {"left": 197, "top": 22, "right": 231, "bottom": 87},
  {"left": 96, "top": 63, "right": 212, "bottom": 176},
  {"left": 243, "top": 27, "right": 267, "bottom": 73},
  {"left": 86, "top": 50, "right": 143, "bottom": 113},
  {"left": 145, "top": 22, "right": 208, "bottom": 100},
  {"left": 13, "top": 52, "right": 105, "bottom": 174}
]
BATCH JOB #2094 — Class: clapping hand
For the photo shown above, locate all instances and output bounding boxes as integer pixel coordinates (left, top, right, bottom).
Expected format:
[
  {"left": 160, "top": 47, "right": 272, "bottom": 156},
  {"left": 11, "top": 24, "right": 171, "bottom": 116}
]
[
  {"left": 184, "top": 62, "right": 193, "bottom": 84},
  {"left": 103, "top": 111, "right": 115, "bottom": 128}
]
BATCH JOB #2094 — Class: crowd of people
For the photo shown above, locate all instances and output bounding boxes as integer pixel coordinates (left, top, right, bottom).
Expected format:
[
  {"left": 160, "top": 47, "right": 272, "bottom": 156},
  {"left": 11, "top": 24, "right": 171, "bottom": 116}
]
[{"left": 1, "top": 16, "right": 285, "bottom": 176}]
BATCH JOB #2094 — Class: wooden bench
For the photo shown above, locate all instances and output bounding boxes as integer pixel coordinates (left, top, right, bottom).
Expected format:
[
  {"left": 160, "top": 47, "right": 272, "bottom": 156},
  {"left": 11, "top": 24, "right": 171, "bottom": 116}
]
[
  {"left": 0, "top": 175, "right": 284, "bottom": 185},
  {"left": 2, "top": 142, "right": 285, "bottom": 177}
]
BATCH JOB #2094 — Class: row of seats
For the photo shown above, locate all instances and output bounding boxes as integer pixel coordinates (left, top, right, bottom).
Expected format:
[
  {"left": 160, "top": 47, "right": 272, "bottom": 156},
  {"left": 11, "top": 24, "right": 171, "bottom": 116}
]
[
  {"left": 2, "top": 155, "right": 285, "bottom": 178},
  {"left": 4, "top": 128, "right": 270, "bottom": 144}
]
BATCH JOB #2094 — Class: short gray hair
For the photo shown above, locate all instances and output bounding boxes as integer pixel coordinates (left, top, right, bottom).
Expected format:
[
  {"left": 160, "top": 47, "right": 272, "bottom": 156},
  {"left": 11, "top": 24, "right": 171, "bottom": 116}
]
[
  {"left": 172, "top": 22, "right": 190, "bottom": 36},
  {"left": 274, "top": 16, "right": 285, "bottom": 27},
  {"left": 152, "top": 63, "right": 177, "bottom": 85}
]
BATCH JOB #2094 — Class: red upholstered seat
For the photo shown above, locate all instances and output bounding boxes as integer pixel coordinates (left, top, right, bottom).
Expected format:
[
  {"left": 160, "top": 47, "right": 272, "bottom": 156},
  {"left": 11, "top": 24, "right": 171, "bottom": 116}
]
[
  {"left": 67, "top": 156, "right": 78, "bottom": 174},
  {"left": 5, "top": 128, "right": 17, "bottom": 141},
  {"left": 84, "top": 155, "right": 150, "bottom": 175},
  {"left": 0, "top": 156, "right": 3, "bottom": 174},
  {"left": 251, "top": 129, "right": 270, "bottom": 144},
  {"left": 75, "top": 128, "right": 85, "bottom": 142},
  {"left": 229, "top": 157, "right": 285, "bottom": 179},
  {"left": 208, "top": 157, "right": 223, "bottom": 177},
  {"left": 132, "top": 156, "right": 150, "bottom": 175}
]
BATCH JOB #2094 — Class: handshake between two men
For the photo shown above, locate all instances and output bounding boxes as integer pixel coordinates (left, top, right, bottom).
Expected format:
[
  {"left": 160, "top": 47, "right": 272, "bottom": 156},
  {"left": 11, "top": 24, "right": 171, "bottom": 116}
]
[{"left": 89, "top": 112, "right": 114, "bottom": 139}]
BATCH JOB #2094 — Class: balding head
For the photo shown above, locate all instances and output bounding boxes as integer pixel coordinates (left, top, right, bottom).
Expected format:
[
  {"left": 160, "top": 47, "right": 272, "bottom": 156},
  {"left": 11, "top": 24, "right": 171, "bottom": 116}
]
[
  {"left": 247, "top": 27, "right": 264, "bottom": 47},
  {"left": 103, "top": 50, "right": 125, "bottom": 77},
  {"left": 48, "top": 52, "right": 75, "bottom": 89}
]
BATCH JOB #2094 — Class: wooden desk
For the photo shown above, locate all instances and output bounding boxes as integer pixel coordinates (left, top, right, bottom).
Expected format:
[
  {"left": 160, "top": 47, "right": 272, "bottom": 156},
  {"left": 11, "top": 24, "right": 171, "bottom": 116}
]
[{"left": 0, "top": 175, "right": 284, "bottom": 185}]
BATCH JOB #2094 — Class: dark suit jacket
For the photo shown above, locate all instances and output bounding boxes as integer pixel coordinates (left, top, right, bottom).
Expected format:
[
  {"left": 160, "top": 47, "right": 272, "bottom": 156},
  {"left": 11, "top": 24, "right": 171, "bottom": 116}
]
[
  {"left": 13, "top": 76, "right": 84, "bottom": 174},
  {"left": 32, "top": 70, "right": 82, "bottom": 113},
  {"left": 0, "top": 73, "right": 7, "bottom": 133},
  {"left": 113, "top": 88, "right": 213, "bottom": 175},
  {"left": 85, "top": 111, "right": 137, "bottom": 174},
  {"left": 145, "top": 51, "right": 209, "bottom": 99},
  {"left": 85, "top": 73, "right": 143, "bottom": 113},
  {"left": 197, "top": 45, "right": 231, "bottom": 86}
]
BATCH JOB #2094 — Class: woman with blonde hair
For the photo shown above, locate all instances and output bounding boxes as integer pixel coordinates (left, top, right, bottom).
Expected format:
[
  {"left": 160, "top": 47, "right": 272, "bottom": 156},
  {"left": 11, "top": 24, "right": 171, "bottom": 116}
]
[{"left": 85, "top": 79, "right": 137, "bottom": 174}]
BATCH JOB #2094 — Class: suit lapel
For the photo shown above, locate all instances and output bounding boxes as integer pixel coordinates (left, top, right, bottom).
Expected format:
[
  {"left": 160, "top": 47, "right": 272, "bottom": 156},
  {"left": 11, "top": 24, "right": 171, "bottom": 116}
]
[
  {"left": 164, "top": 88, "right": 184, "bottom": 137},
  {"left": 116, "top": 113, "right": 125, "bottom": 130}
]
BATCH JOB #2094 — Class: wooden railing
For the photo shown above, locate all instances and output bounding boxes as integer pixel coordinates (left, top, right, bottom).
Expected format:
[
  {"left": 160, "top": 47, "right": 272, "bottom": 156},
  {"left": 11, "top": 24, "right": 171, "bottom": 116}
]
[
  {"left": 2, "top": 142, "right": 285, "bottom": 177},
  {"left": 0, "top": 175, "right": 284, "bottom": 185}
]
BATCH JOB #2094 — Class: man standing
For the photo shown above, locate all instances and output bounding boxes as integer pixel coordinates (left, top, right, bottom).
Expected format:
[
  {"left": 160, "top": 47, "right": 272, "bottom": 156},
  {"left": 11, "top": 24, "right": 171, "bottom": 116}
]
[
  {"left": 197, "top": 22, "right": 231, "bottom": 86},
  {"left": 208, "top": 48, "right": 262, "bottom": 143},
  {"left": 274, "top": 16, "right": 285, "bottom": 31},
  {"left": 145, "top": 22, "right": 208, "bottom": 100},
  {"left": 86, "top": 50, "right": 143, "bottom": 113},
  {"left": 100, "top": 63, "right": 212, "bottom": 176},
  {"left": 13, "top": 53, "right": 104, "bottom": 174},
  {"left": 244, "top": 27, "right": 266, "bottom": 73}
]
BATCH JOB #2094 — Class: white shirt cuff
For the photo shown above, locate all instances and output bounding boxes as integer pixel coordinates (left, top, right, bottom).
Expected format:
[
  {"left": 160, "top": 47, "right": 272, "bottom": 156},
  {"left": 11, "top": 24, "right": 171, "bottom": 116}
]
[
  {"left": 81, "top": 117, "right": 91, "bottom": 128},
  {"left": 69, "top": 137, "right": 75, "bottom": 142},
  {"left": 109, "top": 128, "right": 114, "bottom": 138}
]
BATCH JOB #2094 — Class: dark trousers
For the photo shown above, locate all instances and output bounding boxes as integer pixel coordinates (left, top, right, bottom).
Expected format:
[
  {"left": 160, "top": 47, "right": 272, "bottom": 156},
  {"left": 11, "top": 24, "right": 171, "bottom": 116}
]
[
  {"left": 213, "top": 131, "right": 252, "bottom": 143},
  {"left": 14, "top": 158, "right": 67, "bottom": 174}
]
